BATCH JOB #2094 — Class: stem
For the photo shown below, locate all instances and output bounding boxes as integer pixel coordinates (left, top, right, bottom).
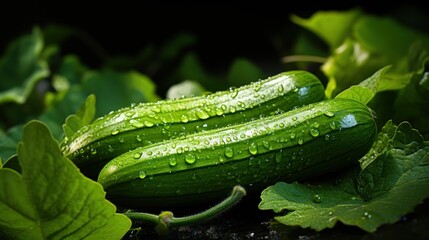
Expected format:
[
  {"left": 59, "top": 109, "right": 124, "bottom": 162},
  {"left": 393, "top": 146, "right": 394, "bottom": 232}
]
[
  {"left": 124, "top": 185, "right": 247, "bottom": 233},
  {"left": 281, "top": 55, "right": 327, "bottom": 64},
  {"left": 169, "top": 185, "right": 246, "bottom": 227}
]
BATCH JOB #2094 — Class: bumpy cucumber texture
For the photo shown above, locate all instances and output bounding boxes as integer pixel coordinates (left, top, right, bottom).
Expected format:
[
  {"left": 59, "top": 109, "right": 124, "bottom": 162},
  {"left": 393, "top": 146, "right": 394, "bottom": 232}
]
[
  {"left": 98, "top": 98, "right": 377, "bottom": 208},
  {"left": 62, "top": 71, "right": 325, "bottom": 170}
]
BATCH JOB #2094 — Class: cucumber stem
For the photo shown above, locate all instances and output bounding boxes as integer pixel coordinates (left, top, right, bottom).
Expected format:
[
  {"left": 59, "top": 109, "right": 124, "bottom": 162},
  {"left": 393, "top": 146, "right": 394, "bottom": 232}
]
[{"left": 124, "top": 185, "right": 246, "bottom": 234}]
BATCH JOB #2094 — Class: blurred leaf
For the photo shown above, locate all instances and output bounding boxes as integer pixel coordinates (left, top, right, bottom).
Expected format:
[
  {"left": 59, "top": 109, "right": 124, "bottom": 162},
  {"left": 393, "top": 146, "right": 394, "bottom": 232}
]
[
  {"left": 166, "top": 80, "right": 207, "bottom": 99},
  {"left": 0, "top": 121, "right": 131, "bottom": 239},
  {"left": 39, "top": 86, "right": 89, "bottom": 140},
  {"left": 0, "top": 130, "right": 18, "bottom": 165},
  {"left": 0, "top": 27, "right": 49, "bottom": 104},
  {"left": 291, "top": 9, "right": 362, "bottom": 50},
  {"left": 354, "top": 16, "right": 429, "bottom": 60},
  {"left": 170, "top": 52, "right": 227, "bottom": 93},
  {"left": 158, "top": 33, "right": 197, "bottom": 63},
  {"left": 0, "top": 125, "right": 25, "bottom": 165},
  {"left": 227, "top": 58, "right": 265, "bottom": 87},
  {"left": 394, "top": 72, "right": 429, "bottom": 138},
  {"left": 83, "top": 69, "right": 160, "bottom": 116},
  {"left": 323, "top": 39, "right": 387, "bottom": 98}
]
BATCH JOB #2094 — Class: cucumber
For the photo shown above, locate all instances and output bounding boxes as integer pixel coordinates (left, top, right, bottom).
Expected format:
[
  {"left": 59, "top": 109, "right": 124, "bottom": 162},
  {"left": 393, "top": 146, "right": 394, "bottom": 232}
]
[
  {"left": 62, "top": 71, "right": 325, "bottom": 169},
  {"left": 98, "top": 98, "right": 377, "bottom": 208}
]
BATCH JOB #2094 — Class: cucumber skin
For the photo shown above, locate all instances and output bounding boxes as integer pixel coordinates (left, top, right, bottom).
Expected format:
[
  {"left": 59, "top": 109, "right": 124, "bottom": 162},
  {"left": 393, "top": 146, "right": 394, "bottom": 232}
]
[
  {"left": 98, "top": 98, "right": 377, "bottom": 208},
  {"left": 62, "top": 71, "right": 325, "bottom": 169}
]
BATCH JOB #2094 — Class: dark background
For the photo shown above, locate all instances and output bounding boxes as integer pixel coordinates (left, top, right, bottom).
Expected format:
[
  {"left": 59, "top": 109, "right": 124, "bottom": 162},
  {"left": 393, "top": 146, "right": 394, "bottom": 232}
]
[
  {"left": 2, "top": 2, "right": 428, "bottom": 67},
  {"left": 1, "top": 2, "right": 429, "bottom": 96}
]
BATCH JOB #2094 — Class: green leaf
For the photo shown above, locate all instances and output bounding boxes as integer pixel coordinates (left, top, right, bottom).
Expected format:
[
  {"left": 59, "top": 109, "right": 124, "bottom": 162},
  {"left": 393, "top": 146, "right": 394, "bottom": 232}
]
[
  {"left": 173, "top": 52, "right": 231, "bottom": 93},
  {"left": 259, "top": 121, "right": 429, "bottom": 232},
  {"left": 0, "top": 27, "right": 50, "bottom": 104},
  {"left": 83, "top": 69, "right": 160, "bottom": 116},
  {"left": 0, "top": 125, "right": 24, "bottom": 165},
  {"left": 0, "top": 130, "right": 18, "bottom": 165},
  {"left": 227, "top": 58, "right": 264, "bottom": 87},
  {"left": 62, "top": 94, "right": 96, "bottom": 139},
  {"left": 335, "top": 66, "right": 390, "bottom": 104},
  {"left": 322, "top": 39, "right": 388, "bottom": 98},
  {"left": 0, "top": 121, "right": 131, "bottom": 239},
  {"left": 318, "top": 13, "right": 429, "bottom": 98},
  {"left": 354, "top": 16, "right": 429, "bottom": 60},
  {"left": 291, "top": 9, "right": 362, "bottom": 50}
]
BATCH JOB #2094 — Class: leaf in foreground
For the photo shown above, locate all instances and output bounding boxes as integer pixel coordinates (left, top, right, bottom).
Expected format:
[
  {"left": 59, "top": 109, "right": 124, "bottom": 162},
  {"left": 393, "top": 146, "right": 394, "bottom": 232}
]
[
  {"left": 0, "top": 121, "right": 131, "bottom": 239},
  {"left": 259, "top": 121, "right": 429, "bottom": 232},
  {"left": 62, "top": 94, "right": 96, "bottom": 139}
]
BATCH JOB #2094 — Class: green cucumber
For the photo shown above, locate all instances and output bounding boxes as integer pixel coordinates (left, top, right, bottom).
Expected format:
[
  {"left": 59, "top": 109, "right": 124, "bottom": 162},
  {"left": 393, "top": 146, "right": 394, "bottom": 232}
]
[
  {"left": 62, "top": 71, "right": 325, "bottom": 169},
  {"left": 98, "top": 98, "right": 377, "bottom": 208}
]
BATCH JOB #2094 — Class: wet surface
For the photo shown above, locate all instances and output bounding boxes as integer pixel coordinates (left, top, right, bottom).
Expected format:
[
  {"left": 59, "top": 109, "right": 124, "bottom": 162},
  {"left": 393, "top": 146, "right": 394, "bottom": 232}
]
[{"left": 123, "top": 196, "right": 429, "bottom": 240}]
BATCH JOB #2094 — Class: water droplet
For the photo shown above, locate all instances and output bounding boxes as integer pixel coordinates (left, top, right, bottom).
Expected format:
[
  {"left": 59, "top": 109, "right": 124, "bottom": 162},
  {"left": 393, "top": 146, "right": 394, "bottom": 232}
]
[
  {"left": 310, "top": 128, "right": 319, "bottom": 137},
  {"left": 324, "top": 134, "right": 330, "bottom": 141},
  {"left": 277, "top": 84, "right": 284, "bottom": 92},
  {"left": 139, "top": 171, "right": 146, "bottom": 179},
  {"left": 253, "top": 82, "right": 262, "bottom": 92},
  {"left": 298, "top": 139, "right": 304, "bottom": 145},
  {"left": 290, "top": 133, "right": 296, "bottom": 139},
  {"left": 230, "top": 88, "right": 239, "bottom": 98},
  {"left": 226, "top": 136, "right": 232, "bottom": 142},
  {"left": 90, "top": 149, "right": 97, "bottom": 155},
  {"left": 180, "top": 115, "right": 189, "bottom": 123},
  {"left": 108, "top": 145, "right": 114, "bottom": 152},
  {"left": 324, "top": 111, "right": 335, "bottom": 117},
  {"left": 215, "top": 107, "right": 224, "bottom": 116},
  {"left": 118, "top": 137, "right": 125, "bottom": 143},
  {"left": 152, "top": 106, "right": 161, "bottom": 113},
  {"left": 240, "top": 133, "right": 246, "bottom": 139},
  {"left": 312, "top": 194, "right": 322, "bottom": 203},
  {"left": 279, "top": 123, "right": 285, "bottom": 128},
  {"left": 330, "top": 122, "right": 337, "bottom": 130},
  {"left": 248, "top": 142, "right": 258, "bottom": 155},
  {"left": 237, "top": 101, "right": 245, "bottom": 108},
  {"left": 147, "top": 151, "right": 153, "bottom": 156},
  {"left": 169, "top": 157, "right": 177, "bottom": 166},
  {"left": 131, "top": 120, "right": 144, "bottom": 128},
  {"left": 292, "top": 116, "right": 298, "bottom": 121},
  {"left": 111, "top": 130, "right": 119, "bottom": 135},
  {"left": 362, "top": 211, "right": 372, "bottom": 219},
  {"left": 177, "top": 147, "right": 183, "bottom": 154},
  {"left": 133, "top": 152, "right": 142, "bottom": 159},
  {"left": 225, "top": 147, "right": 234, "bottom": 158},
  {"left": 144, "top": 120, "right": 155, "bottom": 127},
  {"left": 230, "top": 106, "right": 236, "bottom": 113},
  {"left": 136, "top": 135, "right": 142, "bottom": 142},
  {"left": 262, "top": 140, "right": 271, "bottom": 149},
  {"left": 185, "top": 154, "right": 196, "bottom": 164},
  {"left": 196, "top": 109, "right": 209, "bottom": 119},
  {"left": 312, "top": 122, "right": 320, "bottom": 128}
]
